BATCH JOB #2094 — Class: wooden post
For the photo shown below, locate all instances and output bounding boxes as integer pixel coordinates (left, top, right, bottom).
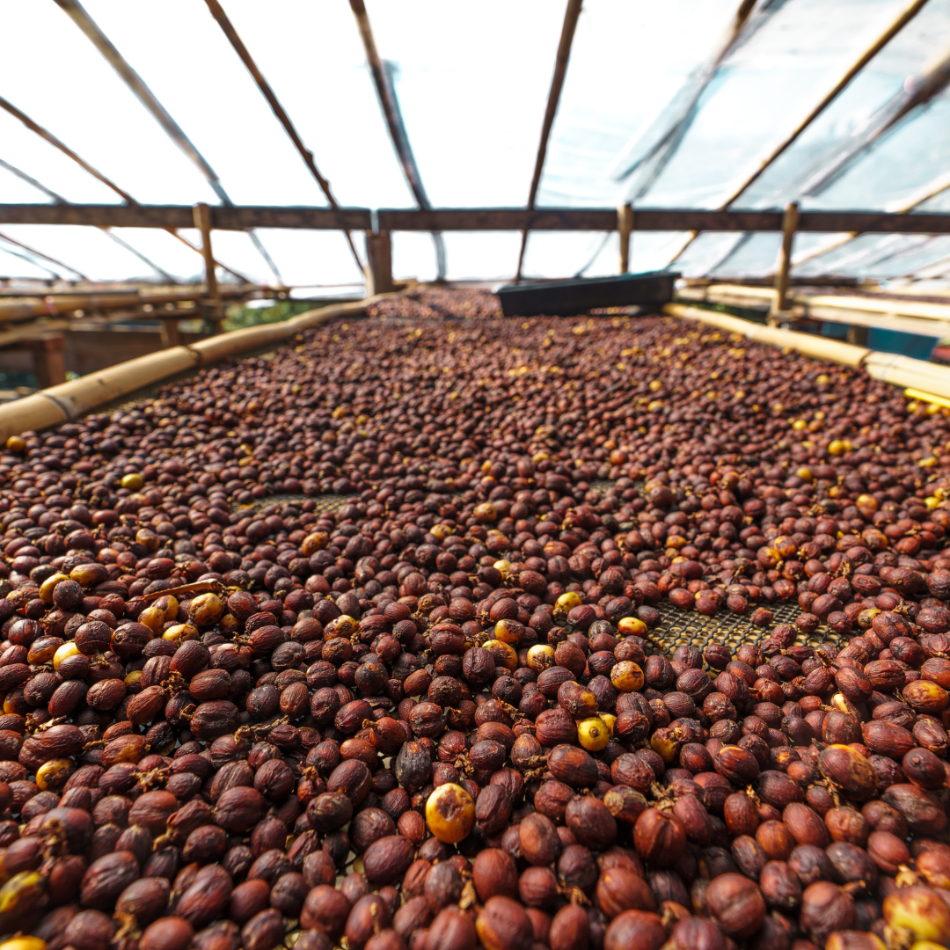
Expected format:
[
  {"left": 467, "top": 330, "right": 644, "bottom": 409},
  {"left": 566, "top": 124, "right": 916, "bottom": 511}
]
[
  {"left": 364, "top": 231, "right": 393, "bottom": 296},
  {"left": 23, "top": 334, "right": 66, "bottom": 388},
  {"left": 159, "top": 318, "right": 181, "bottom": 348},
  {"left": 772, "top": 202, "right": 799, "bottom": 319},
  {"left": 193, "top": 203, "right": 222, "bottom": 334},
  {"left": 618, "top": 204, "right": 633, "bottom": 273}
]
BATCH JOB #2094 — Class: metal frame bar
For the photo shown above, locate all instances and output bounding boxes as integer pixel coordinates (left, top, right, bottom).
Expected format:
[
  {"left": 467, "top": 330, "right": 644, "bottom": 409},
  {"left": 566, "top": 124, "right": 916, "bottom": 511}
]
[
  {"left": 348, "top": 0, "right": 445, "bottom": 279},
  {"left": 0, "top": 96, "right": 254, "bottom": 284},
  {"left": 201, "top": 0, "right": 363, "bottom": 274},
  {"left": 514, "top": 0, "right": 584, "bottom": 280}
]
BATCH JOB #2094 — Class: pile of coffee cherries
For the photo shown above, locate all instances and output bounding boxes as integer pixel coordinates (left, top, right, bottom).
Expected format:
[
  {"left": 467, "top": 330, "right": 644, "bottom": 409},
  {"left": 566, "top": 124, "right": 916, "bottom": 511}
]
[{"left": 0, "top": 293, "right": 947, "bottom": 950}]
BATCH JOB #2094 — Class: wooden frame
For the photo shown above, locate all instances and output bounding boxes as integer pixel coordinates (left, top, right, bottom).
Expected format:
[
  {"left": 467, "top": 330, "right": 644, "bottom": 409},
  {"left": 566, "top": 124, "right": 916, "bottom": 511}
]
[{"left": 3, "top": 204, "right": 950, "bottom": 234}]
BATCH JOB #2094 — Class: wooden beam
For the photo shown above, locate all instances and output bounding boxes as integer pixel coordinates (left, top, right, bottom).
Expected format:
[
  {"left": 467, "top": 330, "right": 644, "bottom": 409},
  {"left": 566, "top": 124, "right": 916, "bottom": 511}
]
[
  {"left": 193, "top": 204, "right": 222, "bottom": 334},
  {"left": 771, "top": 202, "right": 799, "bottom": 316},
  {"left": 379, "top": 208, "right": 950, "bottom": 234},
  {"left": 201, "top": 0, "right": 363, "bottom": 274},
  {"left": 22, "top": 334, "right": 67, "bottom": 388},
  {"left": 515, "top": 0, "right": 584, "bottom": 280},
  {"left": 3, "top": 204, "right": 950, "bottom": 235},
  {"left": 0, "top": 205, "right": 372, "bottom": 230},
  {"left": 618, "top": 204, "right": 633, "bottom": 273}
]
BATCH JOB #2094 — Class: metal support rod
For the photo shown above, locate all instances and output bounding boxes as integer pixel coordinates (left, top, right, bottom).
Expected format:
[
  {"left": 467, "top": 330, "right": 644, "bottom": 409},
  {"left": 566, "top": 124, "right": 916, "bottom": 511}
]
[
  {"left": 0, "top": 230, "right": 88, "bottom": 280},
  {"left": 201, "top": 0, "right": 364, "bottom": 275},
  {"left": 515, "top": 0, "right": 583, "bottom": 281},
  {"left": 0, "top": 95, "right": 253, "bottom": 284},
  {"left": 193, "top": 204, "right": 222, "bottom": 334},
  {"left": 349, "top": 1, "right": 445, "bottom": 279},
  {"left": 618, "top": 204, "right": 633, "bottom": 273},
  {"left": 53, "top": 0, "right": 282, "bottom": 283},
  {"left": 772, "top": 202, "right": 798, "bottom": 316}
]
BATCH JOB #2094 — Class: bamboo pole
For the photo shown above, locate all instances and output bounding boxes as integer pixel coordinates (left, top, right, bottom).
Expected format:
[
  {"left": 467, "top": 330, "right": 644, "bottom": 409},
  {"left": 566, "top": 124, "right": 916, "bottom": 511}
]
[
  {"left": 664, "top": 302, "right": 870, "bottom": 366},
  {"left": 0, "top": 95, "right": 253, "bottom": 285},
  {"left": 771, "top": 202, "right": 798, "bottom": 316},
  {"left": 0, "top": 286, "right": 255, "bottom": 325},
  {"left": 201, "top": 0, "right": 363, "bottom": 275},
  {"left": 193, "top": 204, "right": 222, "bottom": 334},
  {"left": 618, "top": 204, "right": 633, "bottom": 273},
  {"left": 514, "top": 0, "right": 584, "bottom": 281},
  {"left": 667, "top": 0, "right": 932, "bottom": 268}
]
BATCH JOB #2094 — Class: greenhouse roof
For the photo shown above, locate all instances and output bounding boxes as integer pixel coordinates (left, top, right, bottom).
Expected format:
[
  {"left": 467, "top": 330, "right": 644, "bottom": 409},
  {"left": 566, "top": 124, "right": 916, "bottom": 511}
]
[{"left": 2, "top": 0, "right": 950, "bottom": 287}]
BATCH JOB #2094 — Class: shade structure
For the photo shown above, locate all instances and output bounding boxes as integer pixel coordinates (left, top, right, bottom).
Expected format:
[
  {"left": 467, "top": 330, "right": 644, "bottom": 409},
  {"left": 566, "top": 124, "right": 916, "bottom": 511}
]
[{"left": 0, "top": 0, "right": 949, "bottom": 284}]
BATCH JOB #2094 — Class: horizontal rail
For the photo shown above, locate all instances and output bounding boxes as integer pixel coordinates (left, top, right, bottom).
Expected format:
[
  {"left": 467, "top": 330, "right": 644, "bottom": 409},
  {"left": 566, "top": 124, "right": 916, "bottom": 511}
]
[{"left": 3, "top": 205, "right": 950, "bottom": 233}]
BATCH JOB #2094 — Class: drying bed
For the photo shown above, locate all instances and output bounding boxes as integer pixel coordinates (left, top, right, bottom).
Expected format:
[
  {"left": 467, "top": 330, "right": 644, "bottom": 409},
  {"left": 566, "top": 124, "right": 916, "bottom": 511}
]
[{"left": 0, "top": 290, "right": 948, "bottom": 950}]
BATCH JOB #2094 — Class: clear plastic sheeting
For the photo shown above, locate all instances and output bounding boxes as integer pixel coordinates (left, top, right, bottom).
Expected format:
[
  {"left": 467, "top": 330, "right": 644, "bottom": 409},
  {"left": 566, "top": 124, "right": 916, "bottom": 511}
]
[
  {"left": 536, "top": 0, "right": 742, "bottom": 208},
  {"left": 645, "top": 0, "right": 922, "bottom": 209},
  {"left": 253, "top": 230, "right": 364, "bottom": 288},
  {"left": 364, "top": 1, "right": 563, "bottom": 208},
  {"left": 0, "top": 4, "right": 216, "bottom": 206},
  {"left": 440, "top": 233, "right": 525, "bottom": 283},
  {"left": 107, "top": 229, "right": 209, "bottom": 284},
  {"left": 740, "top": 0, "right": 950, "bottom": 210},
  {"left": 190, "top": 1, "right": 413, "bottom": 211},
  {"left": 705, "top": 232, "right": 783, "bottom": 279},
  {"left": 0, "top": 1, "right": 949, "bottom": 284},
  {"left": 0, "top": 245, "right": 58, "bottom": 281},
  {"left": 0, "top": 225, "right": 163, "bottom": 282},
  {"left": 674, "top": 232, "right": 747, "bottom": 278}
]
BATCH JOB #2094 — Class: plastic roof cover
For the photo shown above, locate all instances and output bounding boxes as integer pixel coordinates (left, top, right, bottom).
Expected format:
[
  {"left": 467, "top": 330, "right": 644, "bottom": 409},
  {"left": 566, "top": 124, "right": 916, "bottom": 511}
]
[{"left": 0, "top": 0, "right": 949, "bottom": 284}]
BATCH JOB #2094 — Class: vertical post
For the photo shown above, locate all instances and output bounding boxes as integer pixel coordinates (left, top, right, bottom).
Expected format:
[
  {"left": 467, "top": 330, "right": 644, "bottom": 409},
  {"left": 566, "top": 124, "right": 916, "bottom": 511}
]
[
  {"left": 26, "top": 334, "right": 66, "bottom": 388},
  {"left": 193, "top": 202, "right": 222, "bottom": 334},
  {"left": 364, "top": 230, "right": 393, "bottom": 296},
  {"left": 160, "top": 318, "right": 181, "bottom": 348},
  {"left": 618, "top": 204, "right": 633, "bottom": 274},
  {"left": 772, "top": 201, "right": 799, "bottom": 320}
]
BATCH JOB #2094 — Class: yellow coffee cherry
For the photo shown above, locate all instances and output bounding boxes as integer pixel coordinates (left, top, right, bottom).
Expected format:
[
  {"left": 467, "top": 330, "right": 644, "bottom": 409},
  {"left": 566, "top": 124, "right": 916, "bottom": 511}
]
[
  {"left": 610, "top": 661, "right": 645, "bottom": 693},
  {"left": 555, "top": 591, "right": 582, "bottom": 614},
  {"left": 425, "top": 783, "right": 475, "bottom": 843},
  {"left": 52, "top": 642, "right": 80, "bottom": 670},
  {"left": 39, "top": 573, "right": 69, "bottom": 605},
  {"left": 578, "top": 717, "right": 611, "bottom": 752},
  {"left": 493, "top": 619, "right": 523, "bottom": 645},
  {"left": 617, "top": 616, "right": 648, "bottom": 637},
  {"left": 526, "top": 644, "right": 556, "bottom": 671},
  {"left": 483, "top": 640, "right": 518, "bottom": 671},
  {"left": 36, "top": 759, "right": 73, "bottom": 791},
  {"left": 120, "top": 472, "right": 144, "bottom": 491}
]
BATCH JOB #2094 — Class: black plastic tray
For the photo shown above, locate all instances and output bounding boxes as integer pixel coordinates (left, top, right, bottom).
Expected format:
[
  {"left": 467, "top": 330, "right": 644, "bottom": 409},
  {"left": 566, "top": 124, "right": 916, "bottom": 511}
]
[{"left": 497, "top": 270, "right": 678, "bottom": 317}]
